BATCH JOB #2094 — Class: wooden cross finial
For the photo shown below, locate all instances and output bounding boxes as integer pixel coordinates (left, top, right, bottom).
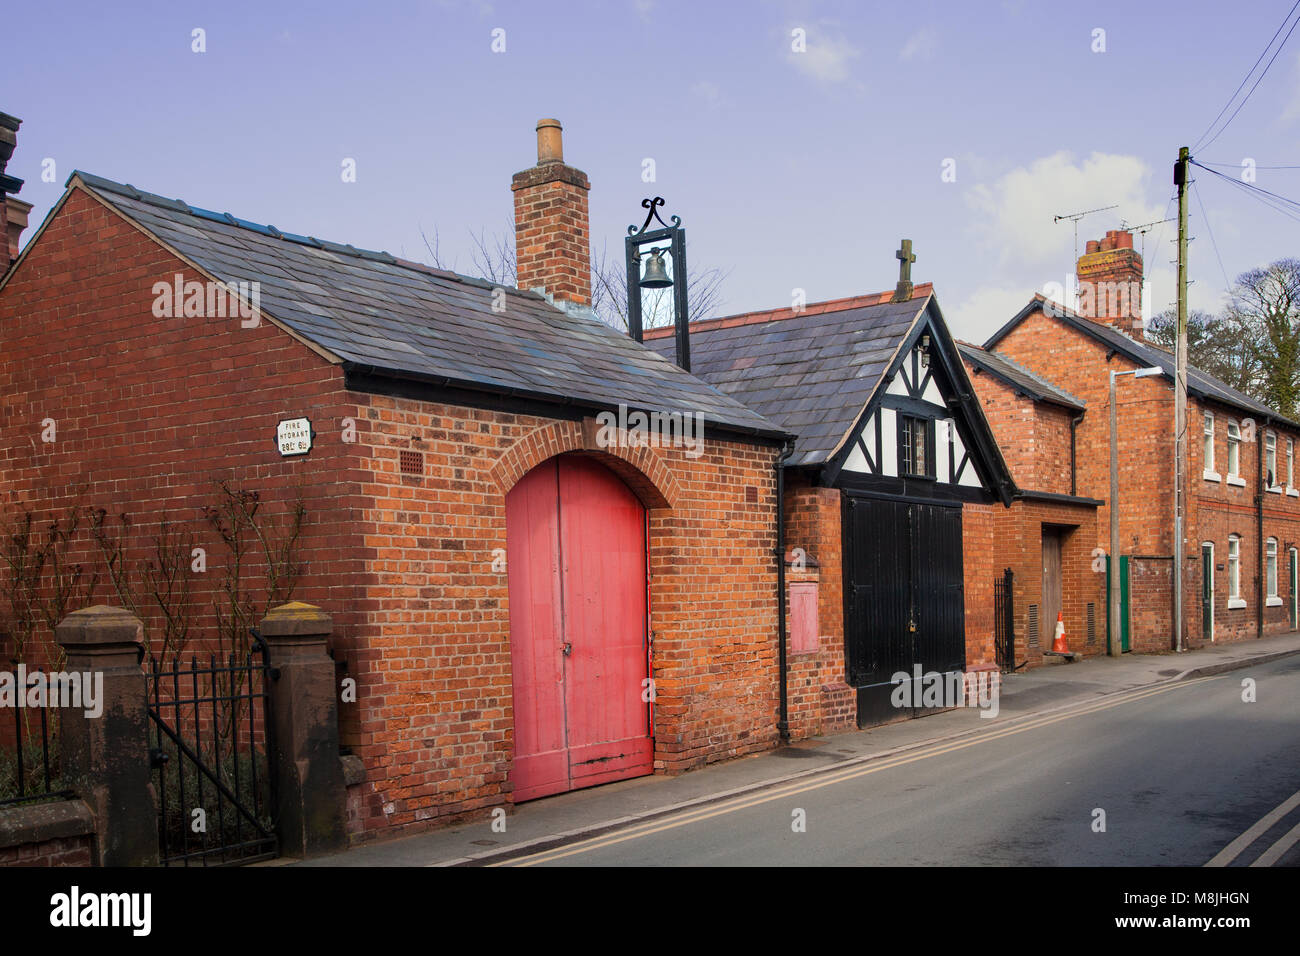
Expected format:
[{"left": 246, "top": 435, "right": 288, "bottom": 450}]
[{"left": 893, "top": 239, "right": 916, "bottom": 302}]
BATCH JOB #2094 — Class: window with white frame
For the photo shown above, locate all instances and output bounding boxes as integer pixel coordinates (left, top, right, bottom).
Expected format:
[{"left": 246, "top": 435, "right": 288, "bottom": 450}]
[
  {"left": 1228, "top": 535, "right": 1241, "bottom": 600},
  {"left": 1204, "top": 412, "right": 1215, "bottom": 473},
  {"left": 1289, "top": 438, "right": 1294, "bottom": 488},
  {"left": 1268, "top": 538, "right": 1279, "bottom": 600},
  {"left": 1266, "top": 432, "right": 1278, "bottom": 488},
  {"left": 1227, "top": 421, "right": 1241, "bottom": 477}
]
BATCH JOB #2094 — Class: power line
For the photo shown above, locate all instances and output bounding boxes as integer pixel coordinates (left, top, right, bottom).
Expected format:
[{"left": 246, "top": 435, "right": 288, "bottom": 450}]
[
  {"left": 1191, "top": 180, "right": 1239, "bottom": 308},
  {"left": 1216, "top": 175, "right": 1300, "bottom": 223},
  {"left": 1199, "top": 161, "right": 1300, "bottom": 170},
  {"left": 1191, "top": 160, "right": 1300, "bottom": 223},
  {"left": 1192, "top": 0, "right": 1300, "bottom": 152}
]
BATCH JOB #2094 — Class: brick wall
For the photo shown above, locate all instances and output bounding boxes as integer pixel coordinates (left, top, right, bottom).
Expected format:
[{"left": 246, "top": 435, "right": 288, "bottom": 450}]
[
  {"left": 0, "top": 799, "right": 95, "bottom": 867},
  {"left": 963, "top": 502, "right": 1001, "bottom": 668},
  {"left": 964, "top": 347, "right": 1103, "bottom": 666},
  {"left": 347, "top": 401, "right": 782, "bottom": 835},
  {"left": 782, "top": 475, "right": 853, "bottom": 738},
  {"left": 966, "top": 363, "right": 1076, "bottom": 493},
  {"left": 980, "top": 498, "right": 1103, "bottom": 666},
  {"left": 1191, "top": 394, "right": 1300, "bottom": 644},
  {"left": 0, "top": 186, "right": 373, "bottom": 671},
  {"left": 993, "top": 307, "right": 1172, "bottom": 558},
  {"left": 0, "top": 834, "right": 92, "bottom": 867}
]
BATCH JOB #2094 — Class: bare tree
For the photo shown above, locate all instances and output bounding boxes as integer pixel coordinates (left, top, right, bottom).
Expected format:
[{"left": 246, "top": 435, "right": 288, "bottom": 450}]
[
  {"left": 591, "top": 240, "right": 729, "bottom": 332},
  {"left": 1229, "top": 259, "right": 1300, "bottom": 417},
  {"left": 419, "top": 220, "right": 729, "bottom": 331},
  {"left": 1148, "top": 308, "right": 1259, "bottom": 396},
  {"left": 1149, "top": 259, "right": 1300, "bottom": 417}
]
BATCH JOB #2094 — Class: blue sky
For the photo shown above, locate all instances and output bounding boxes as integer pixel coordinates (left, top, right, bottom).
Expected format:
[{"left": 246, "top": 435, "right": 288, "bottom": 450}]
[{"left": 7, "top": 0, "right": 1299, "bottom": 341}]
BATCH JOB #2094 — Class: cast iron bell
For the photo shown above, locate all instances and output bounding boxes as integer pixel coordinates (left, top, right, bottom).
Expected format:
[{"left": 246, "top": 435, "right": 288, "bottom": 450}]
[{"left": 639, "top": 248, "right": 673, "bottom": 289}]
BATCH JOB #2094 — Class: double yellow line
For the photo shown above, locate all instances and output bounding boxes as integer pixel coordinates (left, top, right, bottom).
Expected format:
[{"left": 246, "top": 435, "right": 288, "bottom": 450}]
[
  {"left": 1206, "top": 788, "right": 1300, "bottom": 867},
  {"left": 493, "top": 675, "right": 1223, "bottom": 866}
]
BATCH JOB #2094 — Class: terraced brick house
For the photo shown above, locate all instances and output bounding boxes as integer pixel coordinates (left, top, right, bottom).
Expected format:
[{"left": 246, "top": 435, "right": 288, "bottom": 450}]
[{"left": 982, "top": 230, "right": 1300, "bottom": 653}]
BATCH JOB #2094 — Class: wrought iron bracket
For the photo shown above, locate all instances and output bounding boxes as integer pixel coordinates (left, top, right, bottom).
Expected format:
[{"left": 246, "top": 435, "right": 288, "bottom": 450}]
[{"left": 628, "top": 196, "right": 680, "bottom": 237}]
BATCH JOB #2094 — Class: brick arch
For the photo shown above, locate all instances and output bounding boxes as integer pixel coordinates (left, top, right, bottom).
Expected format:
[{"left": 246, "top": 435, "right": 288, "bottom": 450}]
[{"left": 488, "top": 419, "right": 680, "bottom": 509}]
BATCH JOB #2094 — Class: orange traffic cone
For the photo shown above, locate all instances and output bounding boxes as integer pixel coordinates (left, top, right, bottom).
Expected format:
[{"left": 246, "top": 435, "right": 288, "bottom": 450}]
[{"left": 1051, "top": 612, "right": 1068, "bottom": 653}]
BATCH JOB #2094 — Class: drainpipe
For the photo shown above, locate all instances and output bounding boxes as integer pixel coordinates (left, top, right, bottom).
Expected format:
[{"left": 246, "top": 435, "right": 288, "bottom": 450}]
[
  {"left": 1070, "top": 410, "right": 1085, "bottom": 497},
  {"left": 1257, "top": 418, "right": 1267, "bottom": 640},
  {"left": 775, "top": 438, "right": 795, "bottom": 744}
]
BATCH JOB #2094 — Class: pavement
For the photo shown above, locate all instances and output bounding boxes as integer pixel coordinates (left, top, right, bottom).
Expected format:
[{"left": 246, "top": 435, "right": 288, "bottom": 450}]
[{"left": 289, "top": 630, "right": 1300, "bottom": 867}]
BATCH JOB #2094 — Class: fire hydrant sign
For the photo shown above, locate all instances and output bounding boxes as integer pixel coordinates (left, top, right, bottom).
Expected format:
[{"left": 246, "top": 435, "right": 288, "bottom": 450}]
[{"left": 276, "top": 417, "right": 313, "bottom": 457}]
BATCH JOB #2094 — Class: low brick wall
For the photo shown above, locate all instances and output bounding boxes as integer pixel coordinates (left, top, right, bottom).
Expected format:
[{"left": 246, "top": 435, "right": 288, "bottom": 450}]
[{"left": 0, "top": 799, "right": 94, "bottom": 867}]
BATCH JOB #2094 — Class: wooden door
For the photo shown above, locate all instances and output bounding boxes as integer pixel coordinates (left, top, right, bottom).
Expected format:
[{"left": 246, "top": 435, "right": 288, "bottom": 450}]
[
  {"left": 506, "top": 455, "right": 653, "bottom": 802},
  {"left": 1041, "top": 528, "right": 1062, "bottom": 642},
  {"left": 1291, "top": 549, "right": 1298, "bottom": 630},
  {"left": 1202, "top": 544, "right": 1214, "bottom": 642},
  {"left": 843, "top": 494, "right": 965, "bottom": 727}
]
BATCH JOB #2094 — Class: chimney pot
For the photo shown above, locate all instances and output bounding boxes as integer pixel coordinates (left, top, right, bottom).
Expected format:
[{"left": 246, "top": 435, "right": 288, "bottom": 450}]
[
  {"left": 536, "top": 118, "right": 564, "bottom": 165},
  {"left": 1076, "top": 230, "right": 1144, "bottom": 339}
]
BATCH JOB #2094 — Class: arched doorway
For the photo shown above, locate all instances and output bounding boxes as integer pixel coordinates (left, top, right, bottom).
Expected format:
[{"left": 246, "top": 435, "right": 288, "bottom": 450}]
[{"left": 506, "top": 454, "right": 653, "bottom": 801}]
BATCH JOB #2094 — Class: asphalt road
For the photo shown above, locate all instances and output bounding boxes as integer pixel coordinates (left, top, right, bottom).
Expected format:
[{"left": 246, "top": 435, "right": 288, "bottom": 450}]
[{"left": 499, "top": 655, "right": 1300, "bottom": 866}]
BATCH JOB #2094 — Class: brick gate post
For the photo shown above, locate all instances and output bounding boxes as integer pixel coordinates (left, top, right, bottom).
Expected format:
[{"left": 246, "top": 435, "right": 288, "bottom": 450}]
[
  {"left": 55, "top": 605, "right": 158, "bottom": 867},
  {"left": 256, "top": 601, "right": 347, "bottom": 858}
]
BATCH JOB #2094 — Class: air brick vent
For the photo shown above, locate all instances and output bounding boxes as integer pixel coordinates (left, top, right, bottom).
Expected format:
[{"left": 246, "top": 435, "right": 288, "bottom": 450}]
[{"left": 400, "top": 450, "right": 424, "bottom": 475}]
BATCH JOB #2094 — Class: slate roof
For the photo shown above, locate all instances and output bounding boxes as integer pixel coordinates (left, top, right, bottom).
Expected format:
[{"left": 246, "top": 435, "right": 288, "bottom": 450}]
[
  {"left": 49, "top": 172, "right": 787, "bottom": 441},
  {"left": 958, "top": 341, "right": 1086, "bottom": 411},
  {"left": 644, "top": 288, "right": 932, "bottom": 466},
  {"left": 986, "top": 295, "right": 1300, "bottom": 429}
]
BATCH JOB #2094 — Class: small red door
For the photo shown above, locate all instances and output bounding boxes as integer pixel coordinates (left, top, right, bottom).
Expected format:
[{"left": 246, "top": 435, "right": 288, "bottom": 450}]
[{"left": 506, "top": 455, "right": 653, "bottom": 801}]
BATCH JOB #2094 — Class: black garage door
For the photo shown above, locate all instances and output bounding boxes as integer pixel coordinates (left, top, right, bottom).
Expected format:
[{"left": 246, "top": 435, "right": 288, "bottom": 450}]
[{"left": 843, "top": 493, "right": 966, "bottom": 727}]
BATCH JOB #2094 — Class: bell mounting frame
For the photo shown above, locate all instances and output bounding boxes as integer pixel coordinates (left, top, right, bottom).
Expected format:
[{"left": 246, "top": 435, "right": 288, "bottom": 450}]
[{"left": 625, "top": 196, "right": 690, "bottom": 372}]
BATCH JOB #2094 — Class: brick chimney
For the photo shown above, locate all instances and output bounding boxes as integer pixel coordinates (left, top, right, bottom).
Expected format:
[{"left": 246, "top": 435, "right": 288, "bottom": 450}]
[
  {"left": 1076, "top": 228, "right": 1144, "bottom": 340},
  {"left": 0, "top": 112, "right": 31, "bottom": 269},
  {"left": 511, "top": 119, "right": 591, "bottom": 308}
]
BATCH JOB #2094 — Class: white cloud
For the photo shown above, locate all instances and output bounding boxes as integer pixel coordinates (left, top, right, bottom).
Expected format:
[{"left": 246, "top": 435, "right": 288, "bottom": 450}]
[
  {"left": 787, "top": 27, "right": 860, "bottom": 85},
  {"left": 899, "top": 28, "right": 937, "bottom": 62},
  {"left": 633, "top": 0, "right": 654, "bottom": 22},
  {"left": 950, "top": 151, "right": 1176, "bottom": 339},
  {"left": 948, "top": 284, "right": 1037, "bottom": 343},
  {"left": 965, "top": 151, "right": 1167, "bottom": 278}
]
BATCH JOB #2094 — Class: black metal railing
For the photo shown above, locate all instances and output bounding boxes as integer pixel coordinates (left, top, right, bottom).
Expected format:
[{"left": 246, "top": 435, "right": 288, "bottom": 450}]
[
  {"left": 0, "top": 669, "right": 73, "bottom": 807},
  {"left": 146, "top": 635, "right": 277, "bottom": 866},
  {"left": 994, "top": 568, "right": 1015, "bottom": 672}
]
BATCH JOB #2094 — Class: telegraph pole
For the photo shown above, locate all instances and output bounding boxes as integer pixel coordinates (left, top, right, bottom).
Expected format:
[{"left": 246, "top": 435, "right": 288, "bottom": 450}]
[{"left": 1173, "top": 146, "right": 1190, "bottom": 653}]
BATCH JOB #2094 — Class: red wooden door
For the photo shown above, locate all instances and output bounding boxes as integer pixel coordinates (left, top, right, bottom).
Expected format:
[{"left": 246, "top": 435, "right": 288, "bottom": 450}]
[{"left": 506, "top": 455, "right": 652, "bottom": 802}]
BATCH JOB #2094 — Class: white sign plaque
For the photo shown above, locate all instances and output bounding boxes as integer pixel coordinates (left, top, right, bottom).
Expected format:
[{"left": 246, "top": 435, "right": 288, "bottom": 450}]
[{"left": 276, "top": 417, "right": 313, "bottom": 457}]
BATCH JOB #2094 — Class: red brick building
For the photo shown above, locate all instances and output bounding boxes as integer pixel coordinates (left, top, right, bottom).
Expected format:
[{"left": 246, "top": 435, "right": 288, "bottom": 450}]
[
  {"left": 959, "top": 343, "right": 1104, "bottom": 667},
  {"left": 982, "top": 230, "right": 1300, "bottom": 653},
  {"left": 0, "top": 120, "right": 805, "bottom": 840},
  {"left": 647, "top": 281, "right": 1016, "bottom": 729}
]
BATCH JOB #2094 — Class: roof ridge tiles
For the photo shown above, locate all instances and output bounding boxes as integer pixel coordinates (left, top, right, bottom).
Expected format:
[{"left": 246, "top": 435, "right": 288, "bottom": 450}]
[{"left": 642, "top": 283, "right": 934, "bottom": 340}]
